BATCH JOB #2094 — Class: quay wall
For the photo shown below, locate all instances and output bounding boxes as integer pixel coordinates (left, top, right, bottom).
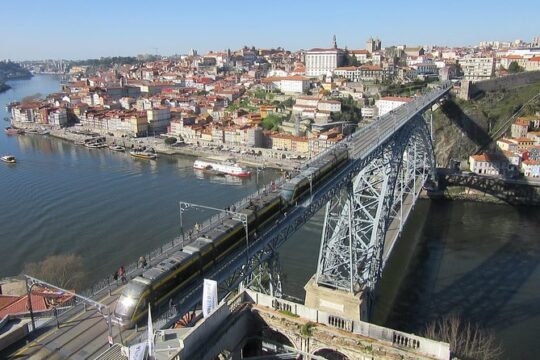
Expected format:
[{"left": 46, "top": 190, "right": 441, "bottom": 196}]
[{"left": 460, "top": 71, "right": 540, "bottom": 100}]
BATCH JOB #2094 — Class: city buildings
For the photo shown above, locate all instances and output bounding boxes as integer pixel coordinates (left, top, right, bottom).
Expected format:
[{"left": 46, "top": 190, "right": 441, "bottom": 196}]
[
  {"left": 375, "top": 96, "right": 413, "bottom": 116},
  {"left": 459, "top": 56, "right": 495, "bottom": 80},
  {"left": 305, "top": 36, "right": 345, "bottom": 77}
]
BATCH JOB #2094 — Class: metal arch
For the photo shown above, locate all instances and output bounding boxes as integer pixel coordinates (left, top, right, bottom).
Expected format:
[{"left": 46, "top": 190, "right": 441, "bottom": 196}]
[{"left": 315, "top": 116, "right": 436, "bottom": 296}]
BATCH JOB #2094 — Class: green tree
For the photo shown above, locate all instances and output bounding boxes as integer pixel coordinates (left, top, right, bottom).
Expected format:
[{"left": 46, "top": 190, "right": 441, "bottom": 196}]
[
  {"left": 164, "top": 137, "right": 177, "bottom": 145},
  {"left": 508, "top": 61, "right": 524, "bottom": 73},
  {"left": 262, "top": 114, "right": 282, "bottom": 130},
  {"left": 282, "top": 97, "right": 294, "bottom": 108}
]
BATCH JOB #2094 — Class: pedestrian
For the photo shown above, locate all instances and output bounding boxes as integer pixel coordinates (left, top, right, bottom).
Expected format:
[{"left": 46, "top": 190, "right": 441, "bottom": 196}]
[
  {"left": 231, "top": 204, "right": 236, "bottom": 212},
  {"left": 113, "top": 271, "right": 118, "bottom": 282},
  {"left": 119, "top": 266, "right": 127, "bottom": 284},
  {"left": 139, "top": 256, "right": 147, "bottom": 269}
]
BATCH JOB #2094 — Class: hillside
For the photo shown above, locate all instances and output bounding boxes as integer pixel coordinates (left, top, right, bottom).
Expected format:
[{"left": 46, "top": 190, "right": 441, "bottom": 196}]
[{"left": 432, "top": 81, "right": 540, "bottom": 166}]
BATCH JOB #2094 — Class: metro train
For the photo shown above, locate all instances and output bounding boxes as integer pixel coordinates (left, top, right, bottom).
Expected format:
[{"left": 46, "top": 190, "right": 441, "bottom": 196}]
[{"left": 113, "top": 146, "right": 350, "bottom": 328}]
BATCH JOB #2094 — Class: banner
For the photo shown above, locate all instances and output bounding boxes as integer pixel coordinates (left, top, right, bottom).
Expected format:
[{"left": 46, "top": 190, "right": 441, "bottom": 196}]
[
  {"left": 128, "top": 342, "right": 147, "bottom": 360},
  {"left": 147, "top": 304, "right": 154, "bottom": 358},
  {"left": 202, "top": 279, "right": 218, "bottom": 317}
]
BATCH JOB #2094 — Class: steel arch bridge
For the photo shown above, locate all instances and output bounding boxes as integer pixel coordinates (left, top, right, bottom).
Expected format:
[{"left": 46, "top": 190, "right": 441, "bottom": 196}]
[{"left": 315, "top": 114, "right": 436, "bottom": 300}]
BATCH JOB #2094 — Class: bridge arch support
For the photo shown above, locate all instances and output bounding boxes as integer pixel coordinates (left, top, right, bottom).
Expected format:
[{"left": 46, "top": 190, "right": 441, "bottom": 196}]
[{"left": 311, "top": 115, "right": 435, "bottom": 320}]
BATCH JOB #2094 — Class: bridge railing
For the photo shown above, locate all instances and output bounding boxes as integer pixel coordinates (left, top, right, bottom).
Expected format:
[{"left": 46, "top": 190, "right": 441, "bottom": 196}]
[{"left": 246, "top": 289, "right": 451, "bottom": 360}]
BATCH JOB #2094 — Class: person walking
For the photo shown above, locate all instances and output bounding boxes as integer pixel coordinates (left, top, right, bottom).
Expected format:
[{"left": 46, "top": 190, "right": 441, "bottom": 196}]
[
  {"left": 118, "top": 266, "right": 127, "bottom": 284},
  {"left": 139, "top": 256, "right": 147, "bottom": 269}
]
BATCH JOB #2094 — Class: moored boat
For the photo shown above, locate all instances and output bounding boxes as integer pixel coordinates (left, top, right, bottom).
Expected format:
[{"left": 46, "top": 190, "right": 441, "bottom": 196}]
[
  {"left": 4, "top": 127, "right": 24, "bottom": 135},
  {"left": 193, "top": 160, "right": 251, "bottom": 177},
  {"left": 1, "top": 155, "right": 16, "bottom": 164},
  {"left": 85, "top": 142, "right": 107, "bottom": 149},
  {"left": 109, "top": 144, "right": 126, "bottom": 152},
  {"left": 129, "top": 149, "right": 157, "bottom": 160}
]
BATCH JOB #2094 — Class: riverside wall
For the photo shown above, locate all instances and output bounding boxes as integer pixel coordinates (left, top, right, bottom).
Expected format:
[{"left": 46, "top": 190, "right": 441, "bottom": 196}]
[{"left": 460, "top": 71, "right": 540, "bottom": 100}]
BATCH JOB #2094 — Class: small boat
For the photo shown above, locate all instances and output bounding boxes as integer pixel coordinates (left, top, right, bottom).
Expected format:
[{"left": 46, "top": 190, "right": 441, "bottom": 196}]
[
  {"left": 26, "top": 129, "right": 39, "bottom": 134},
  {"left": 1, "top": 155, "right": 16, "bottom": 164},
  {"left": 4, "top": 127, "right": 24, "bottom": 135},
  {"left": 38, "top": 129, "right": 50, "bottom": 135},
  {"left": 85, "top": 142, "right": 107, "bottom": 149},
  {"left": 193, "top": 160, "right": 251, "bottom": 177},
  {"left": 129, "top": 149, "right": 157, "bottom": 160},
  {"left": 109, "top": 144, "right": 125, "bottom": 152}
]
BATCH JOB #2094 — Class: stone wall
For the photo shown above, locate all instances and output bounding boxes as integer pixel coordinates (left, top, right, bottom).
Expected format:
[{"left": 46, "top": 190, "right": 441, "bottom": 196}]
[{"left": 460, "top": 71, "right": 540, "bottom": 100}]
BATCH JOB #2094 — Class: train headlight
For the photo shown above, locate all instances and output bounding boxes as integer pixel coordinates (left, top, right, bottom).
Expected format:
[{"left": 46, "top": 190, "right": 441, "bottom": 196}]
[{"left": 120, "top": 296, "right": 136, "bottom": 308}]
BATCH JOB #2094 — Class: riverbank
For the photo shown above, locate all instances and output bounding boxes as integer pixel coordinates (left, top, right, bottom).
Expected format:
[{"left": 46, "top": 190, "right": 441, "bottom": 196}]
[
  {"left": 11, "top": 121, "right": 301, "bottom": 171},
  {"left": 420, "top": 187, "right": 506, "bottom": 204}
]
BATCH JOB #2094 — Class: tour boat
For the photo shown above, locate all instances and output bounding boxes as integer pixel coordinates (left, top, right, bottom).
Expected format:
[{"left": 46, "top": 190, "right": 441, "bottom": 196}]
[
  {"left": 193, "top": 160, "right": 251, "bottom": 177},
  {"left": 129, "top": 149, "right": 157, "bottom": 160},
  {"left": 4, "top": 127, "right": 24, "bottom": 135},
  {"left": 109, "top": 144, "right": 125, "bottom": 152},
  {"left": 1, "top": 155, "right": 16, "bottom": 164}
]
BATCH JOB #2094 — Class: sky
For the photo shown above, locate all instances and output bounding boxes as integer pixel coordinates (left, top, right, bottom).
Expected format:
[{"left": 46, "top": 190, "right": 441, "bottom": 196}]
[{"left": 1, "top": 0, "right": 539, "bottom": 60}]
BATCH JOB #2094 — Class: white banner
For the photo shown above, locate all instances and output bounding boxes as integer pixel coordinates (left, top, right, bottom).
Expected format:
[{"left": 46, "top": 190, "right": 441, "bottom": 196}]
[
  {"left": 202, "top": 278, "right": 218, "bottom": 317},
  {"left": 147, "top": 304, "right": 154, "bottom": 358},
  {"left": 128, "top": 342, "right": 147, "bottom": 360}
]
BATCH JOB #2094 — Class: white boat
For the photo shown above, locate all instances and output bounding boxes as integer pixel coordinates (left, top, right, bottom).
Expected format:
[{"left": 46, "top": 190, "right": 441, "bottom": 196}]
[
  {"left": 85, "top": 142, "right": 107, "bottom": 149},
  {"left": 1, "top": 155, "right": 16, "bottom": 164},
  {"left": 193, "top": 160, "right": 251, "bottom": 177},
  {"left": 109, "top": 144, "right": 125, "bottom": 152}
]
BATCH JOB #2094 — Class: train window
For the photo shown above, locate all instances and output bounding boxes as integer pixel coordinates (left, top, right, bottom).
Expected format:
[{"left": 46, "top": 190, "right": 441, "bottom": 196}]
[{"left": 281, "top": 188, "right": 294, "bottom": 202}]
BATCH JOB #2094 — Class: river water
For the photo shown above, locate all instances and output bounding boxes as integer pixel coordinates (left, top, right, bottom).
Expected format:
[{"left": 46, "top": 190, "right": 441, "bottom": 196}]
[{"left": 1, "top": 75, "right": 539, "bottom": 359}]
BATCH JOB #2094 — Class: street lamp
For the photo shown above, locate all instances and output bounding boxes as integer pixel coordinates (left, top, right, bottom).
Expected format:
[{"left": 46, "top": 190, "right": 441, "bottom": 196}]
[{"left": 178, "top": 201, "right": 251, "bottom": 266}]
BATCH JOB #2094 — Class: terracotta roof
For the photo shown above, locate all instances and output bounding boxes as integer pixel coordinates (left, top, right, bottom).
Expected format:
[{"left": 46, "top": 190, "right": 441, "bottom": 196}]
[{"left": 0, "top": 295, "right": 19, "bottom": 311}]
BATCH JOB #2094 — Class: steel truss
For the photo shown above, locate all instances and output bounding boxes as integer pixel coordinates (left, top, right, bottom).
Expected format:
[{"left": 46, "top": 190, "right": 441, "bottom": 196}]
[{"left": 315, "top": 115, "right": 435, "bottom": 298}]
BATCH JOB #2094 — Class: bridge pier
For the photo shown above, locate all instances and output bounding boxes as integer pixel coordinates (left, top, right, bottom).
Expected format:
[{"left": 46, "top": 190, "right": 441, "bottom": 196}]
[{"left": 304, "top": 276, "right": 368, "bottom": 322}]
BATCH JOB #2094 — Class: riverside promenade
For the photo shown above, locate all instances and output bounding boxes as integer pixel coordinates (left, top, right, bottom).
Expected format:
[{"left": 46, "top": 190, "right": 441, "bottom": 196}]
[{"left": 11, "top": 121, "right": 302, "bottom": 171}]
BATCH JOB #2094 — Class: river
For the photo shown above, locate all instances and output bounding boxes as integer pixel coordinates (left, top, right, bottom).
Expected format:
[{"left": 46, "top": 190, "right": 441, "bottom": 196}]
[{"left": 1, "top": 75, "right": 539, "bottom": 359}]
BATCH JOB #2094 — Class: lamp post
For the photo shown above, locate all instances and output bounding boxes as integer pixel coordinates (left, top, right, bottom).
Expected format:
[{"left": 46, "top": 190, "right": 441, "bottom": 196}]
[{"left": 178, "top": 202, "right": 251, "bottom": 267}]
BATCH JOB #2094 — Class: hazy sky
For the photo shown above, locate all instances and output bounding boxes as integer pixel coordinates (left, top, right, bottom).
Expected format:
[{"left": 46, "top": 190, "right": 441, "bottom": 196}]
[{"left": 1, "top": 0, "right": 539, "bottom": 60}]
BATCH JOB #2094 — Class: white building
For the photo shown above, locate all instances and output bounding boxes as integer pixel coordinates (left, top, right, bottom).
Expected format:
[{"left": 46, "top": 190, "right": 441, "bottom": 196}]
[
  {"left": 317, "top": 100, "right": 341, "bottom": 112},
  {"left": 262, "top": 76, "right": 310, "bottom": 94},
  {"left": 305, "top": 46, "right": 345, "bottom": 77},
  {"left": 469, "top": 153, "right": 514, "bottom": 175},
  {"left": 459, "top": 57, "right": 495, "bottom": 80},
  {"left": 521, "top": 159, "right": 540, "bottom": 177},
  {"left": 375, "top": 96, "right": 413, "bottom": 116},
  {"left": 361, "top": 107, "right": 378, "bottom": 118},
  {"left": 48, "top": 108, "right": 68, "bottom": 126}
]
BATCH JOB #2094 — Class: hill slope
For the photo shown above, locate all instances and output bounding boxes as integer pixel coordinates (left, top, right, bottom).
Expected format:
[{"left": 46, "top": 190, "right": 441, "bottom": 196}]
[{"left": 432, "top": 81, "right": 540, "bottom": 166}]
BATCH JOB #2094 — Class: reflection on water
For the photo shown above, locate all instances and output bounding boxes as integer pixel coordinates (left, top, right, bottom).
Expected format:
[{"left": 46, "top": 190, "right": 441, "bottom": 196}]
[{"left": 193, "top": 169, "right": 247, "bottom": 186}]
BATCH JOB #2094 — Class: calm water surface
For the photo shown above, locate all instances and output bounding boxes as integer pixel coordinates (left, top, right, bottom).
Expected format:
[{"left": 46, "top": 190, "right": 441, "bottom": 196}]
[{"left": 2, "top": 75, "right": 539, "bottom": 359}]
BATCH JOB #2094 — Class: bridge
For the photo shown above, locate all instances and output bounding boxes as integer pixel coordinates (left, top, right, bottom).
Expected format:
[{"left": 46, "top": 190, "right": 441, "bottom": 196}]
[
  {"left": 2, "top": 82, "right": 452, "bottom": 359},
  {"left": 437, "top": 170, "right": 540, "bottom": 206}
]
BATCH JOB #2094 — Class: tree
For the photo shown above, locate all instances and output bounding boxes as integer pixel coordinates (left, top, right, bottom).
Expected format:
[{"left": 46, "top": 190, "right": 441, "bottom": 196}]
[
  {"left": 164, "top": 137, "right": 177, "bottom": 145},
  {"left": 423, "top": 314, "right": 502, "bottom": 360},
  {"left": 23, "top": 254, "right": 86, "bottom": 290},
  {"left": 262, "top": 114, "right": 282, "bottom": 130},
  {"left": 508, "top": 61, "right": 524, "bottom": 74}
]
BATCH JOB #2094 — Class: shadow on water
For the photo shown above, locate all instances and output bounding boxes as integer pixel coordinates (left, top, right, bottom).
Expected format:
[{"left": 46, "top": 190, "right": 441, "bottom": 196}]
[
  {"left": 385, "top": 200, "right": 540, "bottom": 335},
  {"left": 380, "top": 199, "right": 452, "bottom": 329},
  {"left": 423, "top": 240, "right": 538, "bottom": 327}
]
